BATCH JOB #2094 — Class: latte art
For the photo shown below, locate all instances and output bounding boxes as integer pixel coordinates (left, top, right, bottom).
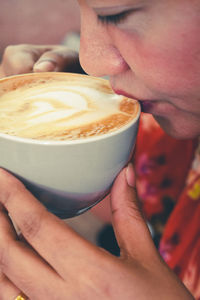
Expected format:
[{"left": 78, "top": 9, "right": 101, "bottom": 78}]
[{"left": 0, "top": 73, "right": 139, "bottom": 141}]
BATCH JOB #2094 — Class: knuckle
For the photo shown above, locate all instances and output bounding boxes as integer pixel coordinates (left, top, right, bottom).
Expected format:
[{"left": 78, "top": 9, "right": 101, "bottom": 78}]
[
  {"left": 4, "top": 44, "right": 29, "bottom": 55},
  {"left": 3, "top": 44, "right": 25, "bottom": 61},
  {"left": 3, "top": 45, "right": 16, "bottom": 57},
  {"left": 3, "top": 179, "right": 24, "bottom": 205},
  {"left": 0, "top": 169, "right": 45, "bottom": 241},
  {"left": 20, "top": 210, "right": 43, "bottom": 240},
  {"left": 9, "top": 177, "right": 25, "bottom": 193},
  {"left": 0, "top": 170, "right": 25, "bottom": 206},
  {"left": 3, "top": 44, "right": 34, "bottom": 75}
]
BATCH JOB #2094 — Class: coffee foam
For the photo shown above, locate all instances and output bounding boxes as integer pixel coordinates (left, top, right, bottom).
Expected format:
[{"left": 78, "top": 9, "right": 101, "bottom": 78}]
[{"left": 0, "top": 73, "right": 139, "bottom": 141}]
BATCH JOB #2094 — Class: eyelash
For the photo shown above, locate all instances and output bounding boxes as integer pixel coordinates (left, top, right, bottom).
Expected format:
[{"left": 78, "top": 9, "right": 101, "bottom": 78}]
[{"left": 97, "top": 11, "right": 130, "bottom": 25}]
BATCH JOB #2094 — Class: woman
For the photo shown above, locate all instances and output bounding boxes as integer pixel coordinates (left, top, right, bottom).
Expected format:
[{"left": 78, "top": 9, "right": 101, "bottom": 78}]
[{"left": 0, "top": 0, "right": 199, "bottom": 299}]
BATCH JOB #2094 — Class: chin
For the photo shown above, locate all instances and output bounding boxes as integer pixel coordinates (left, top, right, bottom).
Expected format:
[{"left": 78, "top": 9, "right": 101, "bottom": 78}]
[{"left": 154, "top": 116, "right": 199, "bottom": 140}]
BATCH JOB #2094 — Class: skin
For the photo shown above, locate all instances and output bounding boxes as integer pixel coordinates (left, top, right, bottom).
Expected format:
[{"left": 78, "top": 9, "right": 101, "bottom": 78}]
[
  {"left": 0, "top": 44, "right": 81, "bottom": 77},
  {"left": 78, "top": 0, "right": 200, "bottom": 139},
  {"left": 0, "top": 167, "right": 194, "bottom": 299},
  {"left": 0, "top": 0, "right": 199, "bottom": 298}
]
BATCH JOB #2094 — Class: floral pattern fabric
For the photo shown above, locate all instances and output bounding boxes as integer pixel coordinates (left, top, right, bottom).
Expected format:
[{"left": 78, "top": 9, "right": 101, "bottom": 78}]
[{"left": 134, "top": 113, "right": 200, "bottom": 298}]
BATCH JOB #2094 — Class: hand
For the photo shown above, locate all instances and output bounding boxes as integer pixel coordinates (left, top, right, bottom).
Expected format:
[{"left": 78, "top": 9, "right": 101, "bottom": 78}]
[
  {"left": 0, "top": 166, "right": 194, "bottom": 299},
  {"left": 0, "top": 44, "right": 82, "bottom": 78}
]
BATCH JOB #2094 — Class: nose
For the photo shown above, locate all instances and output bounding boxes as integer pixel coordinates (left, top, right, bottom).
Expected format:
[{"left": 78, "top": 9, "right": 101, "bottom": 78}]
[{"left": 79, "top": 8, "right": 128, "bottom": 77}]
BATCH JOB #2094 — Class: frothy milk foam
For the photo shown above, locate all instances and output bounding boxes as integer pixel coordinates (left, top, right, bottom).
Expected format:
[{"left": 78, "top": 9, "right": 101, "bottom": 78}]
[{"left": 0, "top": 73, "right": 139, "bottom": 141}]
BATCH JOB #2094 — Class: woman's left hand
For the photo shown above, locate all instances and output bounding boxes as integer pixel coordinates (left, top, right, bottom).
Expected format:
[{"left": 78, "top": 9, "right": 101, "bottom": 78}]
[{"left": 0, "top": 166, "right": 193, "bottom": 300}]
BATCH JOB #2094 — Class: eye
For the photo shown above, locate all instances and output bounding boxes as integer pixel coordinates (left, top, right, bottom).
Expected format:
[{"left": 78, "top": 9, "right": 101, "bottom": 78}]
[{"left": 97, "top": 11, "right": 131, "bottom": 25}]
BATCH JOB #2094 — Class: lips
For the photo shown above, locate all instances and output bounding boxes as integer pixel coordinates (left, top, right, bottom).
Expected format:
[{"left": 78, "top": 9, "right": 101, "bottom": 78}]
[
  {"left": 112, "top": 88, "right": 154, "bottom": 113},
  {"left": 112, "top": 88, "right": 138, "bottom": 100}
]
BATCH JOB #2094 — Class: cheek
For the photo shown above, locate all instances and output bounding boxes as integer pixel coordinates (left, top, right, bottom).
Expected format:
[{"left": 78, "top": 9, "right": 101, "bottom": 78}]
[
  {"left": 116, "top": 27, "right": 200, "bottom": 97},
  {"left": 137, "top": 45, "right": 190, "bottom": 95}
]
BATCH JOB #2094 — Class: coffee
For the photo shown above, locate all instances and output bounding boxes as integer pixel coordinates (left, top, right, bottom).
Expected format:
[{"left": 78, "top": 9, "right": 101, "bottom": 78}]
[{"left": 0, "top": 73, "right": 139, "bottom": 141}]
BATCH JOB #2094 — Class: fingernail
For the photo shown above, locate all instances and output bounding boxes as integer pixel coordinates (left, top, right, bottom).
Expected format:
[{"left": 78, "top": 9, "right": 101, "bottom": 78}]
[
  {"left": 34, "top": 60, "right": 57, "bottom": 72},
  {"left": 126, "top": 163, "right": 135, "bottom": 187}
]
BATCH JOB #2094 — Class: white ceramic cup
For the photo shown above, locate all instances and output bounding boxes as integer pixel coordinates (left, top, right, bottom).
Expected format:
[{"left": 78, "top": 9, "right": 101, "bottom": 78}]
[{"left": 0, "top": 73, "right": 140, "bottom": 218}]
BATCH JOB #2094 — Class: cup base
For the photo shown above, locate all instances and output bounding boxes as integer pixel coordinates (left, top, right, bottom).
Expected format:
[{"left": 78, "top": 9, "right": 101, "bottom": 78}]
[
  {"left": 48, "top": 195, "right": 108, "bottom": 219},
  {"left": 49, "top": 205, "right": 91, "bottom": 219}
]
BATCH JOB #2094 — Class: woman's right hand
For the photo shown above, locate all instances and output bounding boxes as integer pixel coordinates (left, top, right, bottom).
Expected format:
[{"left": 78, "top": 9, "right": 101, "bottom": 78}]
[{"left": 0, "top": 44, "right": 81, "bottom": 78}]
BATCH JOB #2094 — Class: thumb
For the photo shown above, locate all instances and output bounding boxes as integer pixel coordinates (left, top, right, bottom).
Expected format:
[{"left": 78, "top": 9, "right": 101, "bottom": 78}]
[
  {"left": 110, "top": 163, "right": 158, "bottom": 263},
  {"left": 33, "top": 47, "right": 79, "bottom": 73}
]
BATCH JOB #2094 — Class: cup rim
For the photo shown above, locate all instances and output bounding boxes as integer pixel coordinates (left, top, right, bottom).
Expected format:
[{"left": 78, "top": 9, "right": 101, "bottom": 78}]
[{"left": 0, "top": 72, "right": 141, "bottom": 146}]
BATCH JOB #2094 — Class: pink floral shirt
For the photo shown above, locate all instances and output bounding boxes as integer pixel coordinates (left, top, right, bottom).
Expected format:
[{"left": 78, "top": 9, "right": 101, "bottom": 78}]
[{"left": 134, "top": 114, "right": 200, "bottom": 298}]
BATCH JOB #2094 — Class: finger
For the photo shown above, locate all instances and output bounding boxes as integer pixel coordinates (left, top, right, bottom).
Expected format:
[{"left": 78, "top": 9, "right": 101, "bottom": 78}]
[
  {"left": 0, "top": 169, "right": 101, "bottom": 278},
  {"left": 110, "top": 164, "right": 159, "bottom": 264},
  {"left": 0, "top": 270, "right": 23, "bottom": 300},
  {"left": 1, "top": 44, "right": 58, "bottom": 76},
  {"left": 1, "top": 46, "right": 36, "bottom": 76},
  {"left": 33, "top": 46, "right": 79, "bottom": 73},
  {"left": 0, "top": 207, "right": 65, "bottom": 299}
]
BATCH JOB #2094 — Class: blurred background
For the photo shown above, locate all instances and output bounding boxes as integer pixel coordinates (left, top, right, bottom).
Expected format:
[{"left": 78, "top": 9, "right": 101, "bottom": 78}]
[{"left": 0, "top": 0, "right": 80, "bottom": 58}]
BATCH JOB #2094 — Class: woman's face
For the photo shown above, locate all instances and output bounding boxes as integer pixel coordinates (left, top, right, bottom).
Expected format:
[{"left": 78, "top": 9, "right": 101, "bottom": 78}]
[{"left": 78, "top": 0, "right": 200, "bottom": 139}]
